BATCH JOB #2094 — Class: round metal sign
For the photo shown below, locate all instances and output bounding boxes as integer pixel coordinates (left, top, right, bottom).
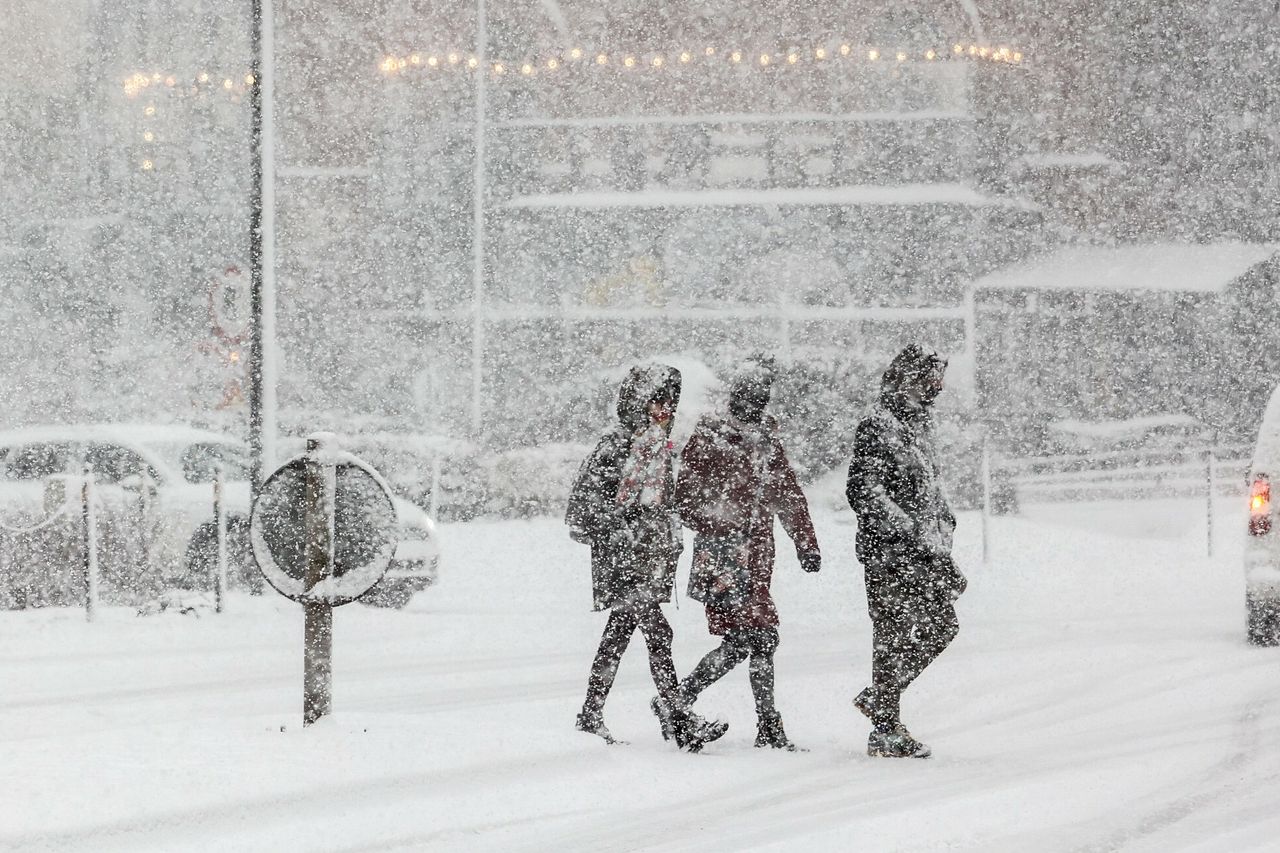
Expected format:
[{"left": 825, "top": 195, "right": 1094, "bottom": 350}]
[{"left": 250, "top": 451, "right": 398, "bottom": 605}]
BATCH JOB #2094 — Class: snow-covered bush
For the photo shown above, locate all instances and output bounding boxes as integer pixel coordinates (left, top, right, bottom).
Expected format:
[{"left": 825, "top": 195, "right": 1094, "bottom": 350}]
[
  {"left": 770, "top": 357, "right": 874, "bottom": 484},
  {"left": 481, "top": 443, "right": 593, "bottom": 519}
]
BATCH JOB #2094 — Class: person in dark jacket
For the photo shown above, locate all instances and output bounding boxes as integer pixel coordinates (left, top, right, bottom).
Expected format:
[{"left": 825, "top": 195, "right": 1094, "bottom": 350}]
[
  {"left": 846, "top": 344, "right": 966, "bottom": 759},
  {"left": 674, "top": 356, "right": 822, "bottom": 751},
  {"left": 566, "top": 363, "right": 727, "bottom": 750}
]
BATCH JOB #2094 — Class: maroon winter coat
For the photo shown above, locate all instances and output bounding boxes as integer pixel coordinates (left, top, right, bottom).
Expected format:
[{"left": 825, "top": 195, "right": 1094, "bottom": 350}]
[{"left": 675, "top": 413, "right": 820, "bottom": 634}]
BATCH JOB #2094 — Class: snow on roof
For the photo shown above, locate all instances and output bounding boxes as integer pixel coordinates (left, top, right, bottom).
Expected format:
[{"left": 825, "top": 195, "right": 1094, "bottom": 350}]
[
  {"left": 1253, "top": 383, "right": 1280, "bottom": 471},
  {"left": 1051, "top": 414, "right": 1204, "bottom": 440},
  {"left": 505, "top": 183, "right": 1035, "bottom": 211},
  {"left": 1016, "top": 152, "right": 1120, "bottom": 170},
  {"left": 0, "top": 423, "right": 240, "bottom": 448},
  {"left": 972, "top": 242, "right": 1279, "bottom": 294}
]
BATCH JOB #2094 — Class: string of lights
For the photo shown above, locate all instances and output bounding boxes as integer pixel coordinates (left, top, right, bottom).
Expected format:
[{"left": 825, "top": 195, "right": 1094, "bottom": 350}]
[
  {"left": 378, "top": 42, "right": 1024, "bottom": 77},
  {"left": 121, "top": 40, "right": 1023, "bottom": 173},
  {"left": 123, "top": 71, "right": 256, "bottom": 98}
]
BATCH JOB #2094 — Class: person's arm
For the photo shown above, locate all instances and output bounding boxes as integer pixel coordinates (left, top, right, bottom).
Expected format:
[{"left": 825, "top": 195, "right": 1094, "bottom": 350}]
[
  {"left": 767, "top": 437, "right": 821, "bottom": 572},
  {"left": 565, "top": 432, "right": 625, "bottom": 544},
  {"left": 845, "top": 417, "right": 913, "bottom": 536}
]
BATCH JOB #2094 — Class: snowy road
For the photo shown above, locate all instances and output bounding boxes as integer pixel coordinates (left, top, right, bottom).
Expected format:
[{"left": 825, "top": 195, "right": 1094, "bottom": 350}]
[{"left": 3, "top": 498, "right": 1279, "bottom": 852}]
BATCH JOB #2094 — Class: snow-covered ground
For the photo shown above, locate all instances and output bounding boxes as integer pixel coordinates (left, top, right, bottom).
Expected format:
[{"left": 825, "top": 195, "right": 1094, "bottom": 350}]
[{"left": 3, "top": 496, "right": 1278, "bottom": 852}]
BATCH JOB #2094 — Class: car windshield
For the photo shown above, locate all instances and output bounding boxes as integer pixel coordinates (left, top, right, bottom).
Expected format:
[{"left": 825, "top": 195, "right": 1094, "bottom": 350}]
[{"left": 143, "top": 441, "right": 251, "bottom": 484}]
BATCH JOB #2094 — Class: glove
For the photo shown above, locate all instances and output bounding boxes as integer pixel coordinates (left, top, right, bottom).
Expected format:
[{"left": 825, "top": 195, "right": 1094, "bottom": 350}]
[{"left": 799, "top": 551, "right": 821, "bottom": 574}]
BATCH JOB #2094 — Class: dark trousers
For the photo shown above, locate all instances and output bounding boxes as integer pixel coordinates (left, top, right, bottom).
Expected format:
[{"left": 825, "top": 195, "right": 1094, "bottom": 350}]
[
  {"left": 866, "top": 576, "right": 959, "bottom": 731},
  {"left": 678, "top": 627, "right": 780, "bottom": 720},
  {"left": 581, "top": 601, "right": 681, "bottom": 720}
]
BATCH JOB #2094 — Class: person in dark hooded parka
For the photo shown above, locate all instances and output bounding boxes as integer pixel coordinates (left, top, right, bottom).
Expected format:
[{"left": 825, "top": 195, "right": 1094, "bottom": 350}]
[
  {"left": 566, "top": 363, "right": 727, "bottom": 750},
  {"left": 846, "top": 344, "right": 967, "bottom": 759},
  {"left": 673, "top": 356, "right": 821, "bottom": 751}
]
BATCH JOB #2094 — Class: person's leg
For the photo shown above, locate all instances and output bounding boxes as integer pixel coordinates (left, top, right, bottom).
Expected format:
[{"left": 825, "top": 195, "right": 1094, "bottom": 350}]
[
  {"left": 641, "top": 605, "right": 730, "bottom": 749},
  {"left": 747, "top": 628, "right": 801, "bottom": 750},
  {"left": 580, "top": 606, "right": 640, "bottom": 723},
  {"left": 746, "top": 627, "right": 781, "bottom": 719},
  {"left": 868, "top": 587, "right": 915, "bottom": 733},
  {"left": 635, "top": 603, "right": 680, "bottom": 707},
  {"left": 894, "top": 598, "right": 959, "bottom": 695},
  {"left": 677, "top": 629, "right": 752, "bottom": 707}
]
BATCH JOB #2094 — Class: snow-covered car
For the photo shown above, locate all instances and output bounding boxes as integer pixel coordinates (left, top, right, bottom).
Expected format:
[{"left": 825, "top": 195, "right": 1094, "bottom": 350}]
[
  {"left": 0, "top": 424, "right": 440, "bottom": 608},
  {"left": 1245, "top": 386, "right": 1280, "bottom": 645}
]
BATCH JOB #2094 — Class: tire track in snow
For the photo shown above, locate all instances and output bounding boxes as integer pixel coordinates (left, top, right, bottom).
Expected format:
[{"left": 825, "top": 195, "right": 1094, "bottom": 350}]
[
  {"left": 1067, "top": 692, "right": 1280, "bottom": 853},
  {"left": 0, "top": 748, "right": 597, "bottom": 852}
]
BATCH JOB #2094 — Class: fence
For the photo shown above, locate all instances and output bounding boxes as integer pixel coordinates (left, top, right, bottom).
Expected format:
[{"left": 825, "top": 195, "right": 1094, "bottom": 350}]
[{"left": 982, "top": 442, "right": 1253, "bottom": 560}]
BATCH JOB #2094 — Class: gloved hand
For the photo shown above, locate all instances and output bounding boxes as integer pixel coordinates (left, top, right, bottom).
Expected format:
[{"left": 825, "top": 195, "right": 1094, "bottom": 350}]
[{"left": 799, "top": 551, "right": 821, "bottom": 574}]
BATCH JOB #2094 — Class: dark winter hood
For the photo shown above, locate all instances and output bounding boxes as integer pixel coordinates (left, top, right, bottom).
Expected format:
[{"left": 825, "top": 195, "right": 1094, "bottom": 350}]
[
  {"left": 880, "top": 344, "right": 947, "bottom": 415},
  {"left": 728, "top": 355, "right": 777, "bottom": 424},
  {"left": 616, "top": 364, "right": 682, "bottom": 431}
]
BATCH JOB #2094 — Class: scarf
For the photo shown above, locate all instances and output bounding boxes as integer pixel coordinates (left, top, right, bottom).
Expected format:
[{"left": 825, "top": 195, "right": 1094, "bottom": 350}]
[{"left": 616, "top": 421, "right": 672, "bottom": 508}]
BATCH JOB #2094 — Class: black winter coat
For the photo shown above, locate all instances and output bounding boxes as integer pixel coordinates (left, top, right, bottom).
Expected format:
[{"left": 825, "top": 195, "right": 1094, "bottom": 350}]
[
  {"left": 566, "top": 365, "right": 683, "bottom": 611},
  {"left": 846, "top": 391, "right": 956, "bottom": 579}
]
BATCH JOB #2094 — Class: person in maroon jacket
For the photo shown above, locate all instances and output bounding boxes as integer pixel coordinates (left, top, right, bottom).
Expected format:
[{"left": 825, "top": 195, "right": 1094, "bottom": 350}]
[{"left": 674, "top": 356, "right": 822, "bottom": 751}]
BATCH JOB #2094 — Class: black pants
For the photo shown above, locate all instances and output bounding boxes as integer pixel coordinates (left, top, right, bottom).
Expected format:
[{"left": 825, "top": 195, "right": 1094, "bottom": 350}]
[
  {"left": 678, "top": 627, "right": 780, "bottom": 720},
  {"left": 581, "top": 601, "right": 681, "bottom": 720},
  {"left": 866, "top": 576, "right": 959, "bottom": 731}
]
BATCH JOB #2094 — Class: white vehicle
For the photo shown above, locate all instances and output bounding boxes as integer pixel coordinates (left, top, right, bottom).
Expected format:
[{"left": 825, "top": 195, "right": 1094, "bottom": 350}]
[
  {"left": 0, "top": 424, "right": 440, "bottom": 608},
  {"left": 1245, "top": 386, "right": 1280, "bottom": 645}
]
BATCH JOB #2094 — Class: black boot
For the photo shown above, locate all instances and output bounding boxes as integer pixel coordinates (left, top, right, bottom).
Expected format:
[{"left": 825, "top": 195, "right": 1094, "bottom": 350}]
[
  {"left": 853, "top": 687, "right": 913, "bottom": 739},
  {"left": 754, "top": 711, "right": 804, "bottom": 752},
  {"left": 575, "top": 711, "right": 623, "bottom": 745},
  {"left": 651, "top": 696, "right": 728, "bottom": 752}
]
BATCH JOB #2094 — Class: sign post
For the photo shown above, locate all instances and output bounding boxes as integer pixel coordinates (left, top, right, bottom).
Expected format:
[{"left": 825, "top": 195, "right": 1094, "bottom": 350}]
[
  {"left": 303, "top": 436, "right": 336, "bottom": 725},
  {"left": 250, "top": 433, "right": 397, "bottom": 726}
]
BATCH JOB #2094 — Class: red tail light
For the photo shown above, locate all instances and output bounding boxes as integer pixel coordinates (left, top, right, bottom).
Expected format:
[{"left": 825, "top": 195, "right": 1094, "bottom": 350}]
[{"left": 1250, "top": 474, "right": 1271, "bottom": 536}]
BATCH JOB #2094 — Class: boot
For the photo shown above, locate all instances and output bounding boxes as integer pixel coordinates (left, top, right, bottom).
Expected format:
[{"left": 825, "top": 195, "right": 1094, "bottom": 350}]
[
  {"left": 575, "top": 711, "right": 623, "bottom": 745},
  {"left": 867, "top": 728, "right": 931, "bottom": 759},
  {"left": 754, "top": 711, "right": 804, "bottom": 752},
  {"left": 651, "top": 696, "right": 728, "bottom": 752},
  {"left": 853, "top": 688, "right": 913, "bottom": 739}
]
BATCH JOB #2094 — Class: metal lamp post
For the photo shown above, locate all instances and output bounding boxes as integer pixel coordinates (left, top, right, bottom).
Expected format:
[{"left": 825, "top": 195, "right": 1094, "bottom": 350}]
[{"left": 249, "top": 0, "right": 278, "bottom": 497}]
